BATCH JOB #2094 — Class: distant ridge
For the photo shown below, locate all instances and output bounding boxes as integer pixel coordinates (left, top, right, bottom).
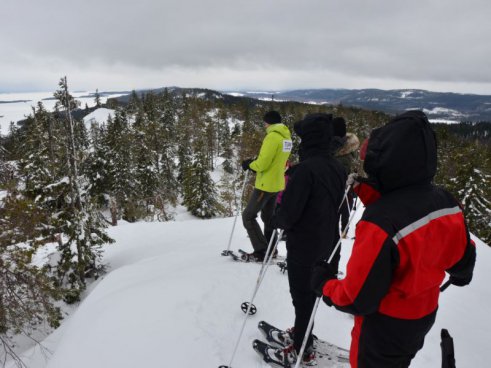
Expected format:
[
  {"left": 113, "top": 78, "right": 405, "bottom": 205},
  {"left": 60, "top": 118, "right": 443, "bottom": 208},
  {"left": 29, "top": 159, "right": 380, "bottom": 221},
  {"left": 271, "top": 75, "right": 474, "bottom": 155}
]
[
  {"left": 222, "top": 88, "right": 491, "bottom": 122},
  {"left": 106, "top": 86, "right": 491, "bottom": 122}
]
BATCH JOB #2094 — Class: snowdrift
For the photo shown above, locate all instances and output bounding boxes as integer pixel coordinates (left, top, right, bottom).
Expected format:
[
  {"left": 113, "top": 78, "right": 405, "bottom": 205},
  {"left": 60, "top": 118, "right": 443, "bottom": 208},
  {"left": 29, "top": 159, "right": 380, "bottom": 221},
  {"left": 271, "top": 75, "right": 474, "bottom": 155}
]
[{"left": 7, "top": 212, "right": 490, "bottom": 368}]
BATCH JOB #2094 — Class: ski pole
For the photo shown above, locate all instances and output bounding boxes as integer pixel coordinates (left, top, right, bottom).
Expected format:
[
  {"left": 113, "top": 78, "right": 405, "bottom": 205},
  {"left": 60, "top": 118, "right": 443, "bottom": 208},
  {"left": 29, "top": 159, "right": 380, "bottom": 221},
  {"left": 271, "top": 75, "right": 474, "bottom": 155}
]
[
  {"left": 240, "top": 228, "right": 283, "bottom": 315},
  {"left": 294, "top": 297, "right": 321, "bottom": 368},
  {"left": 338, "top": 183, "right": 352, "bottom": 212},
  {"left": 221, "top": 229, "right": 284, "bottom": 368},
  {"left": 221, "top": 170, "right": 250, "bottom": 256},
  {"left": 440, "top": 279, "right": 452, "bottom": 292},
  {"left": 441, "top": 329, "right": 456, "bottom": 368},
  {"left": 294, "top": 199, "right": 360, "bottom": 368}
]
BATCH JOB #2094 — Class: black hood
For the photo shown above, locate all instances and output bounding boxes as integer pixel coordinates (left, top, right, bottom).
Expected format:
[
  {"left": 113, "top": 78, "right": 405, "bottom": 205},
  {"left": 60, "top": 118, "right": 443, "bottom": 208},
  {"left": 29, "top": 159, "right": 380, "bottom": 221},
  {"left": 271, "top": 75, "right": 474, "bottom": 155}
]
[
  {"left": 294, "top": 113, "right": 333, "bottom": 160},
  {"left": 364, "top": 110, "right": 437, "bottom": 193}
]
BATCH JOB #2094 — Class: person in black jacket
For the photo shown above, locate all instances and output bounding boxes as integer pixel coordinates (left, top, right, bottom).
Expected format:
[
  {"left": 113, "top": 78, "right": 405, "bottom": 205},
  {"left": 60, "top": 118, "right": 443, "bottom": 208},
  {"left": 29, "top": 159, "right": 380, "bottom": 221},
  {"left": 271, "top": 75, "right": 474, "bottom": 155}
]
[
  {"left": 266, "top": 113, "right": 347, "bottom": 367},
  {"left": 312, "top": 110, "right": 476, "bottom": 368}
]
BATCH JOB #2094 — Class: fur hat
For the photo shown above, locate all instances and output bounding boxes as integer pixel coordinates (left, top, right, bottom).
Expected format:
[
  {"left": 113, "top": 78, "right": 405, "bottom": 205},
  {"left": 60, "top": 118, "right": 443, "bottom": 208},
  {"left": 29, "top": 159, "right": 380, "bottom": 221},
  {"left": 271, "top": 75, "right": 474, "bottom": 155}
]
[{"left": 263, "top": 110, "right": 282, "bottom": 124}]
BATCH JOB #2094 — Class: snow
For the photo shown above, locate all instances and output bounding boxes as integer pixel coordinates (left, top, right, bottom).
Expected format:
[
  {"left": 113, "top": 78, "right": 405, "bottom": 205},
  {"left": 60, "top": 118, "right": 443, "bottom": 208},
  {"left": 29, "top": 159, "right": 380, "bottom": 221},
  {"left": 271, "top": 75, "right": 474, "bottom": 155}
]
[
  {"left": 423, "top": 107, "right": 464, "bottom": 117},
  {"left": 429, "top": 119, "right": 461, "bottom": 124},
  {"left": 400, "top": 91, "right": 414, "bottom": 98},
  {"left": 5, "top": 207, "right": 491, "bottom": 368},
  {"left": 0, "top": 91, "right": 127, "bottom": 135},
  {"left": 82, "top": 108, "right": 116, "bottom": 129}
]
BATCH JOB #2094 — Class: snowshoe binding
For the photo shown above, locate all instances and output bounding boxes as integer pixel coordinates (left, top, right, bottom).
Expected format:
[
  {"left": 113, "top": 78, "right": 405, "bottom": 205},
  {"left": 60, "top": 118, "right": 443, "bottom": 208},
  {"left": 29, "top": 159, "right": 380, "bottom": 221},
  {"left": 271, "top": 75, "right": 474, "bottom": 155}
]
[
  {"left": 258, "top": 321, "right": 293, "bottom": 347},
  {"left": 253, "top": 339, "right": 316, "bottom": 367}
]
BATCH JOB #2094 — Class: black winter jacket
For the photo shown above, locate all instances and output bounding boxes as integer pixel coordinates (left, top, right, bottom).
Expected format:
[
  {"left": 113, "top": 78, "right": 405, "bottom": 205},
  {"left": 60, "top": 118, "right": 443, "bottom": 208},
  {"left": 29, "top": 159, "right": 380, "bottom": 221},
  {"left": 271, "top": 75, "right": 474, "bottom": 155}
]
[{"left": 275, "top": 114, "right": 347, "bottom": 266}]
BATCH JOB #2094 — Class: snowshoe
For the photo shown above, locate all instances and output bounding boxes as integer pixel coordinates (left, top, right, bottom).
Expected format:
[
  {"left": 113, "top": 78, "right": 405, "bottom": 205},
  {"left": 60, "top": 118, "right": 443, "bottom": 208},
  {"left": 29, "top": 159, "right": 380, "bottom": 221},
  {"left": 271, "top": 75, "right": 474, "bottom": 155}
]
[
  {"left": 277, "top": 261, "right": 287, "bottom": 273},
  {"left": 253, "top": 339, "right": 316, "bottom": 367},
  {"left": 257, "top": 322, "right": 350, "bottom": 366},
  {"left": 239, "top": 250, "right": 265, "bottom": 262},
  {"left": 258, "top": 321, "right": 293, "bottom": 347}
]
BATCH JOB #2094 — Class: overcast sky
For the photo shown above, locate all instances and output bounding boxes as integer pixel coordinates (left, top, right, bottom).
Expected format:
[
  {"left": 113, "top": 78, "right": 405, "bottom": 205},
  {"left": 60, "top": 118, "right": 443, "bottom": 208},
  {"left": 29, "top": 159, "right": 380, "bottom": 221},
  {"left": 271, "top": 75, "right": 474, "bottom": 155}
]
[{"left": 2, "top": 0, "right": 491, "bottom": 94}]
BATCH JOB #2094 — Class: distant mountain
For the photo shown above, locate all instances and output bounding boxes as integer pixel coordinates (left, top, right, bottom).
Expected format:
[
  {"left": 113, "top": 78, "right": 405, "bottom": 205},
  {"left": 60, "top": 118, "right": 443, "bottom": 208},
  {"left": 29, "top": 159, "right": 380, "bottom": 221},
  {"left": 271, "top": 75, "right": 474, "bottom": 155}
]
[{"left": 223, "top": 89, "right": 491, "bottom": 122}]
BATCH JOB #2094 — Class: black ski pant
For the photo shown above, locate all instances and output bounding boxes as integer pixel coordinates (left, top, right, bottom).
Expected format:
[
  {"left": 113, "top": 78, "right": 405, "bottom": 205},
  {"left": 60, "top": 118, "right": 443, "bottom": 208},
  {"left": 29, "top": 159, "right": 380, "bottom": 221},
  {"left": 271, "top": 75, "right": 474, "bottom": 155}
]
[
  {"left": 242, "top": 188, "right": 278, "bottom": 253},
  {"left": 351, "top": 310, "right": 436, "bottom": 368},
  {"left": 287, "top": 258, "right": 316, "bottom": 353}
]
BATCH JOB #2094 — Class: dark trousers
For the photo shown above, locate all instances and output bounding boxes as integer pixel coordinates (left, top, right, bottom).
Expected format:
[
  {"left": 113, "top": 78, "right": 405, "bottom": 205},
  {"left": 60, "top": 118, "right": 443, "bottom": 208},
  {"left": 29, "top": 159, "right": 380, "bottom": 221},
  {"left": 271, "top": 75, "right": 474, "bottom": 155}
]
[
  {"left": 351, "top": 310, "right": 436, "bottom": 368},
  {"left": 287, "top": 259, "right": 315, "bottom": 352},
  {"left": 242, "top": 189, "right": 277, "bottom": 253}
]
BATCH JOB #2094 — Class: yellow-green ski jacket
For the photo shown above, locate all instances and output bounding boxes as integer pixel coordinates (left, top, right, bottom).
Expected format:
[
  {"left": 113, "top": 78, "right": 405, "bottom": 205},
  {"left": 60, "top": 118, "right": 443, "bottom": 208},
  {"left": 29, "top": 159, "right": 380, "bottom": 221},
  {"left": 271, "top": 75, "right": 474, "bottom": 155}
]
[{"left": 249, "top": 124, "right": 292, "bottom": 193}]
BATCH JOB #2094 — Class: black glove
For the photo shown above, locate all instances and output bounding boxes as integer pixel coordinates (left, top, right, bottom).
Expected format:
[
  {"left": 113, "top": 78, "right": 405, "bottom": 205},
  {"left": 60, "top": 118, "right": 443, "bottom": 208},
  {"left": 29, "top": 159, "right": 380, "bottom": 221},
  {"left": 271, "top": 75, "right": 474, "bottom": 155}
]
[
  {"left": 311, "top": 261, "right": 337, "bottom": 297},
  {"left": 449, "top": 274, "right": 472, "bottom": 287},
  {"left": 241, "top": 159, "right": 254, "bottom": 171}
]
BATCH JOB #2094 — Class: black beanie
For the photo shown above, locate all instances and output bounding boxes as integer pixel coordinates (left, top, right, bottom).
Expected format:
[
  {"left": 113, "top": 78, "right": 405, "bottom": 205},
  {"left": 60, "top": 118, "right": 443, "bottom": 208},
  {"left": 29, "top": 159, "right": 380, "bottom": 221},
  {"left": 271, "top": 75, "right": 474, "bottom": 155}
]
[
  {"left": 294, "top": 113, "right": 332, "bottom": 141},
  {"left": 263, "top": 110, "right": 282, "bottom": 124},
  {"left": 332, "top": 117, "right": 347, "bottom": 138}
]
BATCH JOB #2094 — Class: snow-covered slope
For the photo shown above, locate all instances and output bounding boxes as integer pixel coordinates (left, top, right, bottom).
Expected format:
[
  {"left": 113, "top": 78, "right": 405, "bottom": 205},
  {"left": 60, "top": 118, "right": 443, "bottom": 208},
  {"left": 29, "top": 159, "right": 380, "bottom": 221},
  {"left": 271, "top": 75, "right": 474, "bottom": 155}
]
[
  {"left": 6, "top": 209, "right": 490, "bottom": 368},
  {"left": 82, "top": 108, "right": 115, "bottom": 129},
  {"left": 0, "top": 92, "right": 125, "bottom": 135}
]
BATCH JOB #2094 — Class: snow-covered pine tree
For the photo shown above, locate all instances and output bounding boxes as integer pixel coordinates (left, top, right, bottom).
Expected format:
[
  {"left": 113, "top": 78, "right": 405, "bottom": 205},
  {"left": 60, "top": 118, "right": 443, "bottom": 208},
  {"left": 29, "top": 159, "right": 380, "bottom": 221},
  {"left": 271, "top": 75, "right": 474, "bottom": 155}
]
[
  {"left": 132, "top": 113, "right": 160, "bottom": 220},
  {"left": 0, "top": 105, "right": 67, "bottom": 362},
  {"left": 94, "top": 88, "right": 102, "bottom": 107},
  {"left": 156, "top": 88, "right": 179, "bottom": 205},
  {"left": 449, "top": 143, "right": 491, "bottom": 243},
  {"left": 53, "top": 77, "right": 113, "bottom": 302},
  {"left": 17, "top": 103, "right": 65, "bottom": 244},
  {"left": 435, "top": 127, "right": 491, "bottom": 244},
  {"left": 0, "top": 134, "right": 15, "bottom": 189},
  {"left": 0, "top": 191, "right": 63, "bottom": 366},
  {"left": 182, "top": 144, "right": 220, "bottom": 219},
  {"left": 218, "top": 175, "right": 234, "bottom": 217},
  {"left": 102, "top": 110, "right": 138, "bottom": 221}
]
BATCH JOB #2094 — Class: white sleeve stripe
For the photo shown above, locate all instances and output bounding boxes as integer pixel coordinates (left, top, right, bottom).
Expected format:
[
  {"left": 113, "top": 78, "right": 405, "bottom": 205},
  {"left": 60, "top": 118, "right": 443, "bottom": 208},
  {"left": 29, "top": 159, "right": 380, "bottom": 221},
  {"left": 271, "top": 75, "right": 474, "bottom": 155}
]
[{"left": 392, "top": 206, "right": 462, "bottom": 245}]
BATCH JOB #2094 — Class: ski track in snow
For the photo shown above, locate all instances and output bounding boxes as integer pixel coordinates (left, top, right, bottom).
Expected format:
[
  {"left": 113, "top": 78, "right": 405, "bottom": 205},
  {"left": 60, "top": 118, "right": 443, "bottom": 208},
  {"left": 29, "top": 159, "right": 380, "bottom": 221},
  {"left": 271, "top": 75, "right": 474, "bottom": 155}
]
[{"left": 5, "top": 206, "right": 491, "bottom": 368}]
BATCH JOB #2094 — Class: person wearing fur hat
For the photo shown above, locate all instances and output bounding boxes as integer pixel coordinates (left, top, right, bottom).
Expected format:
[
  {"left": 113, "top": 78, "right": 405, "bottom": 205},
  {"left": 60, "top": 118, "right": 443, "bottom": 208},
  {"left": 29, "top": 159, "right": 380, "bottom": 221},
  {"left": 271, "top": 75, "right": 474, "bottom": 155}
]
[
  {"left": 240, "top": 111, "right": 292, "bottom": 262},
  {"left": 312, "top": 111, "right": 476, "bottom": 368},
  {"left": 263, "top": 113, "right": 347, "bottom": 366}
]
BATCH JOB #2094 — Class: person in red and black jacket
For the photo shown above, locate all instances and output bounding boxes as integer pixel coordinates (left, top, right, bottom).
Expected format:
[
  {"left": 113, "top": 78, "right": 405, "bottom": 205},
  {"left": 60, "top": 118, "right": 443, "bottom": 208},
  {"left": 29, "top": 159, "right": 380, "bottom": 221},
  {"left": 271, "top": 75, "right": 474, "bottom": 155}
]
[{"left": 312, "top": 110, "right": 476, "bottom": 368}]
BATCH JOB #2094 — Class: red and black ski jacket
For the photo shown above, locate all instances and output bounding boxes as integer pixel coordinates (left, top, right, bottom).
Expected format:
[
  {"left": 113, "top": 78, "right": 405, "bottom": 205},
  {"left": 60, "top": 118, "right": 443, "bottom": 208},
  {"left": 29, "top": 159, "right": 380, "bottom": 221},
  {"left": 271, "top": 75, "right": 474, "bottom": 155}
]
[{"left": 322, "top": 111, "right": 476, "bottom": 320}]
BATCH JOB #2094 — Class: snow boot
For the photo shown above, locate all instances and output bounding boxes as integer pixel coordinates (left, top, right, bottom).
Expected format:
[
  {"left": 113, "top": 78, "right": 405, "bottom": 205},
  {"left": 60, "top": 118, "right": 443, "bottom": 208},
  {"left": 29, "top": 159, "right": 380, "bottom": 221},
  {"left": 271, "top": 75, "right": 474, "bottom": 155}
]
[{"left": 241, "top": 250, "right": 265, "bottom": 262}]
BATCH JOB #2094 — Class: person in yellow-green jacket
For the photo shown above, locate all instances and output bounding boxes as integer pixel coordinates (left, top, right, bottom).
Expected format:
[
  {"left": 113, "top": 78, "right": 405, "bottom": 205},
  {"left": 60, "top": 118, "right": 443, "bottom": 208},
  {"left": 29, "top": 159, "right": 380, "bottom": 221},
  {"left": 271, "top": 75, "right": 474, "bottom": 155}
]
[{"left": 240, "top": 111, "right": 292, "bottom": 262}]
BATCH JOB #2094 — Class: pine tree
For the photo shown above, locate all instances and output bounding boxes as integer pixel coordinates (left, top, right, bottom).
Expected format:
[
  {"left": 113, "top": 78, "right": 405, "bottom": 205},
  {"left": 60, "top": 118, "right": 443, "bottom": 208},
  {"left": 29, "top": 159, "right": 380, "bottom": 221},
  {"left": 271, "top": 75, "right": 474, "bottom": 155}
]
[
  {"left": 103, "top": 110, "right": 138, "bottom": 221},
  {"left": 183, "top": 146, "right": 220, "bottom": 219},
  {"left": 94, "top": 88, "right": 102, "bottom": 107},
  {"left": 0, "top": 192, "right": 63, "bottom": 365},
  {"left": 17, "top": 103, "right": 64, "bottom": 245},
  {"left": 449, "top": 143, "right": 491, "bottom": 243},
  {"left": 435, "top": 127, "right": 491, "bottom": 244},
  {"left": 53, "top": 77, "right": 113, "bottom": 302}
]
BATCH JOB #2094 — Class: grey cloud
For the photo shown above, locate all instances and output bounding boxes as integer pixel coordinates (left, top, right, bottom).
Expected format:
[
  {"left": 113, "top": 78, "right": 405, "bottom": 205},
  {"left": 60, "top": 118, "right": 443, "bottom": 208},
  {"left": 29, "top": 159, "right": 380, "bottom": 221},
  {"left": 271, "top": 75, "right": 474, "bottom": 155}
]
[{"left": 2, "top": 0, "right": 491, "bottom": 92}]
